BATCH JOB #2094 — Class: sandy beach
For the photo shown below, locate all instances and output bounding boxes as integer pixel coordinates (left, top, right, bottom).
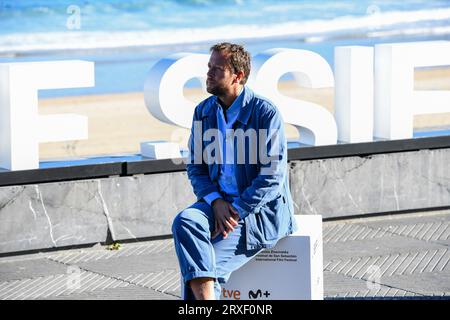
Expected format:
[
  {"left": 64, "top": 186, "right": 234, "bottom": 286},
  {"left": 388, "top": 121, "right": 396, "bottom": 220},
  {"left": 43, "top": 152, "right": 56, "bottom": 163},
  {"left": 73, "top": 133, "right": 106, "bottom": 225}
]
[{"left": 38, "top": 67, "right": 450, "bottom": 160}]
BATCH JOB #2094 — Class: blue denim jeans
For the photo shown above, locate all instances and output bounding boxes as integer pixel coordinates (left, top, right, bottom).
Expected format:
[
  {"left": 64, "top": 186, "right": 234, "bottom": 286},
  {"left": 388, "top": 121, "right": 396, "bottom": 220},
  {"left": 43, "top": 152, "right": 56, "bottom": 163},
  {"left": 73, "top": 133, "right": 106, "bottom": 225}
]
[{"left": 172, "top": 201, "right": 261, "bottom": 300}]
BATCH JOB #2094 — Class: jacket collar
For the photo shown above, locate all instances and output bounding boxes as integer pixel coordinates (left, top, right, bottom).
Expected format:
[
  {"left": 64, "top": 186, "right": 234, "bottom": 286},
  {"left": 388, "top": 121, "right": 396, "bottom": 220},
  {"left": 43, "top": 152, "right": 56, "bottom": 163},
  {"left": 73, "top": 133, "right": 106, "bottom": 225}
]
[{"left": 201, "top": 86, "right": 255, "bottom": 125}]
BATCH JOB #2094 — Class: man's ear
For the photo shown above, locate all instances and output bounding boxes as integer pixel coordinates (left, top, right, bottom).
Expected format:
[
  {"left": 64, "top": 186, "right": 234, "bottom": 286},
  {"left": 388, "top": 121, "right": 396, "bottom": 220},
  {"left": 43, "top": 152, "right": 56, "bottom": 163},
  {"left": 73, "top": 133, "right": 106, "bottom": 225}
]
[{"left": 234, "top": 71, "right": 244, "bottom": 84}]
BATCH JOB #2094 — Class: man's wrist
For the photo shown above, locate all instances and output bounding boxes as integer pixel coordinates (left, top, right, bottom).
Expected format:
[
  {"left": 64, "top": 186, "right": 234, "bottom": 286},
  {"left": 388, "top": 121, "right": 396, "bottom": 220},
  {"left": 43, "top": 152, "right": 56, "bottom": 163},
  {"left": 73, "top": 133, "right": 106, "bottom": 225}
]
[
  {"left": 204, "top": 192, "right": 222, "bottom": 206},
  {"left": 231, "top": 201, "right": 246, "bottom": 220}
]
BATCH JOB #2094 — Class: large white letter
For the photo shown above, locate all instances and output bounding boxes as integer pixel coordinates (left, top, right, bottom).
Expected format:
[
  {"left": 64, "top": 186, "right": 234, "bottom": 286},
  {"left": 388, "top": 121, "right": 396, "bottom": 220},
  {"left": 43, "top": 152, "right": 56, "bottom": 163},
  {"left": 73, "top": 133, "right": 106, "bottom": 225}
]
[
  {"left": 334, "top": 46, "right": 374, "bottom": 143},
  {"left": 250, "top": 48, "right": 336, "bottom": 146},
  {"left": 144, "top": 53, "right": 209, "bottom": 129},
  {"left": 0, "top": 60, "right": 93, "bottom": 171},
  {"left": 374, "top": 41, "right": 450, "bottom": 140}
]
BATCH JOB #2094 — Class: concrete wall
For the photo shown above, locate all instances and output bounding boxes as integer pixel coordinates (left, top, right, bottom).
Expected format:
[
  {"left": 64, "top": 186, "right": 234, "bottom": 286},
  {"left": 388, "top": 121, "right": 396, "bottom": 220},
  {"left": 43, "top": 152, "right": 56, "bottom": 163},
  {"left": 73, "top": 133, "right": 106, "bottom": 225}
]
[
  {"left": 1, "top": 147, "right": 449, "bottom": 254},
  {"left": 290, "top": 148, "right": 450, "bottom": 219}
]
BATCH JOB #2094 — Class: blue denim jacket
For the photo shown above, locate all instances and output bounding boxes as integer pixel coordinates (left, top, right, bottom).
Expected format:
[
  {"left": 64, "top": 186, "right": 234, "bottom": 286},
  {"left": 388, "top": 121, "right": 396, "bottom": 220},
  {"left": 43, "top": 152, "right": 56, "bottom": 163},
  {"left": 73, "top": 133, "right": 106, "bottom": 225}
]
[{"left": 186, "top": 87, "right": 297, "bottom": 250}]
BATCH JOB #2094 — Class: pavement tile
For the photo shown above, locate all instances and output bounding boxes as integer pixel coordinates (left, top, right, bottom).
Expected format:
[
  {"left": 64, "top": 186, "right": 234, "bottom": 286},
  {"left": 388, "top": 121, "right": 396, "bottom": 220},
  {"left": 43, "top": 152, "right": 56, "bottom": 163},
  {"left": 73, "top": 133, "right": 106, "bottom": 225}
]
[
  {"left": 43, "top": 284, "right": 177, "bottom": 300},
  {"left": 0, "top": 210, "right": 449, "bottom": 300},
  {"left": 376, "top": 272, "right": 450, "bottom": 297},
  {"left": 324, "top": 234, "right": 447, "bottom": 262},
  {"left": 0, "top": 257, "right": 68, "bottom": 282},
  {"left": 323, "top": 271, "right": 421, "bottom": 299}
]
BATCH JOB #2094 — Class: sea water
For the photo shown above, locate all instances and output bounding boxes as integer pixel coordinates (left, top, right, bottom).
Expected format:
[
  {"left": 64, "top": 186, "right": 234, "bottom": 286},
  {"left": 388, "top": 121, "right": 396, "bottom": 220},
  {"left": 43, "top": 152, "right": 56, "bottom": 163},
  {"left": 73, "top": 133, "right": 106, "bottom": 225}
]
[{"left": 0, "top": 0, "right": 449, "bottom": 97}]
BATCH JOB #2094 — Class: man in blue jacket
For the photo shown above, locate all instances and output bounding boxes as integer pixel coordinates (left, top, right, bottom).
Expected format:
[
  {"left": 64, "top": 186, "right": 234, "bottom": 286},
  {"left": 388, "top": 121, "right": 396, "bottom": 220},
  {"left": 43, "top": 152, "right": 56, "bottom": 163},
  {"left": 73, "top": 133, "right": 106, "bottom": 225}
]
[{"left": 172, "top": 42, "right": 297, "bottom": 300}]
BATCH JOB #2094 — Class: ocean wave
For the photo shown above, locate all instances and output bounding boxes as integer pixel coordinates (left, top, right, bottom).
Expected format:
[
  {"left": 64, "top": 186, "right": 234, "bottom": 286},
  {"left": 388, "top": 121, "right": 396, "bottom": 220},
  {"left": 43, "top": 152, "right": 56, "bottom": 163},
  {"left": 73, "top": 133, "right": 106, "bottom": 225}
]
[
  {"left": 1, "top": 7, "right": 450, "bottom": 55},
  {"left": 366, "top": 26, "right": 450, "bottom": 38}
]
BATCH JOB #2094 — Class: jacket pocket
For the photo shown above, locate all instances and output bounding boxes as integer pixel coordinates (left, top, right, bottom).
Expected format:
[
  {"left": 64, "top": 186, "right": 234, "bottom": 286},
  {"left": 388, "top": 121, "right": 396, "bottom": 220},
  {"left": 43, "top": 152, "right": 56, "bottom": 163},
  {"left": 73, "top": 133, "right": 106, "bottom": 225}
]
[{"left": 261, "top": 195, "right": 285, "bottom": 241}]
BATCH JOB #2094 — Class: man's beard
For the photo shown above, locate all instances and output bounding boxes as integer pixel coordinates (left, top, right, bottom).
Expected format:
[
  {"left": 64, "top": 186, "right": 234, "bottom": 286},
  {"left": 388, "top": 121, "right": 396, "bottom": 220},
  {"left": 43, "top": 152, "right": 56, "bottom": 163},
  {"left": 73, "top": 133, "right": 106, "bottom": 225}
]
[{"left": 206, "top": 81, "right": 227, "bottom": 97}]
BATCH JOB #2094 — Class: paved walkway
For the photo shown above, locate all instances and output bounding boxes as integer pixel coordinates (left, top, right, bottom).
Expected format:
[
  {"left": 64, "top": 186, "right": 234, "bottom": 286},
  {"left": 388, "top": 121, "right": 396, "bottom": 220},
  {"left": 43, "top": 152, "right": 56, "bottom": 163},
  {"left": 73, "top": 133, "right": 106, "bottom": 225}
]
[{"left": 0, "top": 209, "right": 449, "bottom": 300}]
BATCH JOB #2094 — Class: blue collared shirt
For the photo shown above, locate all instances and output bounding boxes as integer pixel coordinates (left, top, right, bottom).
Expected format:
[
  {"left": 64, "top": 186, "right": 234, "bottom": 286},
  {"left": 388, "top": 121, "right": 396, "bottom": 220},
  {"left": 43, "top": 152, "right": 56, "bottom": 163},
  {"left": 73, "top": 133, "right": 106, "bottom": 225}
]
[{"left": 204, "top": 87, "right": 244, "bottom": 210}]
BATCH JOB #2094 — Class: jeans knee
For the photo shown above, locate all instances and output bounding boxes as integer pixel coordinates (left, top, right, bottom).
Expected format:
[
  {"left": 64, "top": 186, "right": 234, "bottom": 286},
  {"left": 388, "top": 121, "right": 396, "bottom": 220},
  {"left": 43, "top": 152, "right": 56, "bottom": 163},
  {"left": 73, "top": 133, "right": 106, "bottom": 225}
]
[
  {"left": 172, "top": 209, "right": 197, "bottom": 235},
  {"left": 171, "top": 212, "right": 182, "bottom": 235}
]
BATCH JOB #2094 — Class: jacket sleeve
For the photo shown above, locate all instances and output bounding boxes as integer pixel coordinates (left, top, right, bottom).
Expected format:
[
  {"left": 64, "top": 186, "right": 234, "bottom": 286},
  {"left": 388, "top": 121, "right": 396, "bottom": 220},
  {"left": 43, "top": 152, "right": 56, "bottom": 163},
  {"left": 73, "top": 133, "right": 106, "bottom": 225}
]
[
  {"left": 232, "top": 105, "right": 288, "bottom": 219},
  {"left": 186, "top": 105, "right": 221, "bottom": 200}
]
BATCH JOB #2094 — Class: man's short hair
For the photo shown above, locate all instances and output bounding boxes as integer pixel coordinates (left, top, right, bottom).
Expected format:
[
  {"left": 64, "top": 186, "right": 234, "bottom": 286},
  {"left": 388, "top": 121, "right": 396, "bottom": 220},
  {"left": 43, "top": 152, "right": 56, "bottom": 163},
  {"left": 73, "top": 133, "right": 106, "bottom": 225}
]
[{"left": 210, "top": 42, "right": 251, "bottom": 85}]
